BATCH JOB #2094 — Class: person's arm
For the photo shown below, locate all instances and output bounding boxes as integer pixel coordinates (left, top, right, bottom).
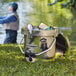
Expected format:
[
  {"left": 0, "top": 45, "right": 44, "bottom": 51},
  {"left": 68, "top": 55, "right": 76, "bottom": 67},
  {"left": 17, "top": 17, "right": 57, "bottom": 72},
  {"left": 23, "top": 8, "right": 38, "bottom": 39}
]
[
  {"left": 0, "top": 15, "right": 17, "bottom": 24},
  {"left": 0, "top": 16, "right": 6, "bottom": 19}
]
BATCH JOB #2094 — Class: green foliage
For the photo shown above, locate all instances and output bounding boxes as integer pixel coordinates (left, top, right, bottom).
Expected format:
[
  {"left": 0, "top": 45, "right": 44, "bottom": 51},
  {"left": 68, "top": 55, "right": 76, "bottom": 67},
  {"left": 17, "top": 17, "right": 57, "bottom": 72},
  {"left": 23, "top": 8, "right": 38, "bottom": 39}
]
[
  {"left": 30, "top": 0, "right": 72, "bottom": 26},
  {"left": 0, "top": 44, "right": 76, "bottom": 76},
  {"left": 29, "top": 0, "right": 76, "bottom": 40}
]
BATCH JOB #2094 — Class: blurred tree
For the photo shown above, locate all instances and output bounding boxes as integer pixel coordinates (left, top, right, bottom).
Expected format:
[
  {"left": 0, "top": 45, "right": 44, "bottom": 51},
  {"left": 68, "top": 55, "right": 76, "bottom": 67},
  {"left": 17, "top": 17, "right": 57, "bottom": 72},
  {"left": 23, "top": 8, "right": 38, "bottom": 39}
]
[{"left": 29, "top": 0, "right": 76, "bottom": 41}]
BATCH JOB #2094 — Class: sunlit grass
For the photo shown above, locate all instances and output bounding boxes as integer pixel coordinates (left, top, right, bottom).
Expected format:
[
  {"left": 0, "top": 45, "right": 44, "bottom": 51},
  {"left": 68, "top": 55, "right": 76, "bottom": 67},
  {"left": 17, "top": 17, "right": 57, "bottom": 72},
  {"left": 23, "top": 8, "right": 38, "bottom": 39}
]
[{"left": 0, "top": 44, "right": 76, "bottom": 76}]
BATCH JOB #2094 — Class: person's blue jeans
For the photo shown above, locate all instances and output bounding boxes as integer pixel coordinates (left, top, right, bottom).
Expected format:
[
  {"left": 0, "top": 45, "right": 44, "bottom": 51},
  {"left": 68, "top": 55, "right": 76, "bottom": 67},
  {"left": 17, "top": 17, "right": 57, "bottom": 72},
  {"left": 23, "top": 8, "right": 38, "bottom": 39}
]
[{"left": 4, "top": 29, "right": 17, "bottom": 44}]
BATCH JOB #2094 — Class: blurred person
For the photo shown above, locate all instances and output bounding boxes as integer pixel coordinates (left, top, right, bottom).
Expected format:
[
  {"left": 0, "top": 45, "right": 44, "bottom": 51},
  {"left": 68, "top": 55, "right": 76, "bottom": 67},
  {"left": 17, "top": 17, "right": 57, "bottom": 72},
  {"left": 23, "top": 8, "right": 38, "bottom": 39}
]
[{"left": 0, "top": 2, "right": 19, "bottom": 44}]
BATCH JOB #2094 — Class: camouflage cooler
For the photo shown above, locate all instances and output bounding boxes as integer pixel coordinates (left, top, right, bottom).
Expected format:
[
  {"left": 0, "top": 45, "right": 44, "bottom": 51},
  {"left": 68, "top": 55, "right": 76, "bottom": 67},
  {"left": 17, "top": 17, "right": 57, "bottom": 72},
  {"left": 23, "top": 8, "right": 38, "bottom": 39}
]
[{"left": 21, "top": 26, "right": 59, "bottom": 58}]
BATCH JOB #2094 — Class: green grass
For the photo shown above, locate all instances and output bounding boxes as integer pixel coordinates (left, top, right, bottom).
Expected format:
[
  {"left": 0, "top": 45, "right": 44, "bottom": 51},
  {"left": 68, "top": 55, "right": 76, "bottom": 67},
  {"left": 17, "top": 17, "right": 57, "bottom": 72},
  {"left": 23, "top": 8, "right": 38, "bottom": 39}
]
[{"left": 0, "top": 44, "right": 76, "bottom": 76}]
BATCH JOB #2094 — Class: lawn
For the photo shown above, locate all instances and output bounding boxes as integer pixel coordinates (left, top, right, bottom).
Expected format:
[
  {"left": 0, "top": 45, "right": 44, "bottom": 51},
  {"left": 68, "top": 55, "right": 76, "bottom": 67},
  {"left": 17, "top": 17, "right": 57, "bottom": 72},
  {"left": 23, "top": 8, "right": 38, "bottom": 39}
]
[{"left": 0, "top": 44, "right": 76, "bottom": 76}]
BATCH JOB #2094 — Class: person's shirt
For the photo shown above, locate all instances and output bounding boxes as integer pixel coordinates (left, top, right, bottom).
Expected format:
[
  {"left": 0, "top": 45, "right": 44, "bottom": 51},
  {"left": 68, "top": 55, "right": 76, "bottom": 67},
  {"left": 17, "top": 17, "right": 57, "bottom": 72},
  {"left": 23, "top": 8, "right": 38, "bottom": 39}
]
[{"left": 0, "top": 11, "right": 19, "bottom": 30}]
